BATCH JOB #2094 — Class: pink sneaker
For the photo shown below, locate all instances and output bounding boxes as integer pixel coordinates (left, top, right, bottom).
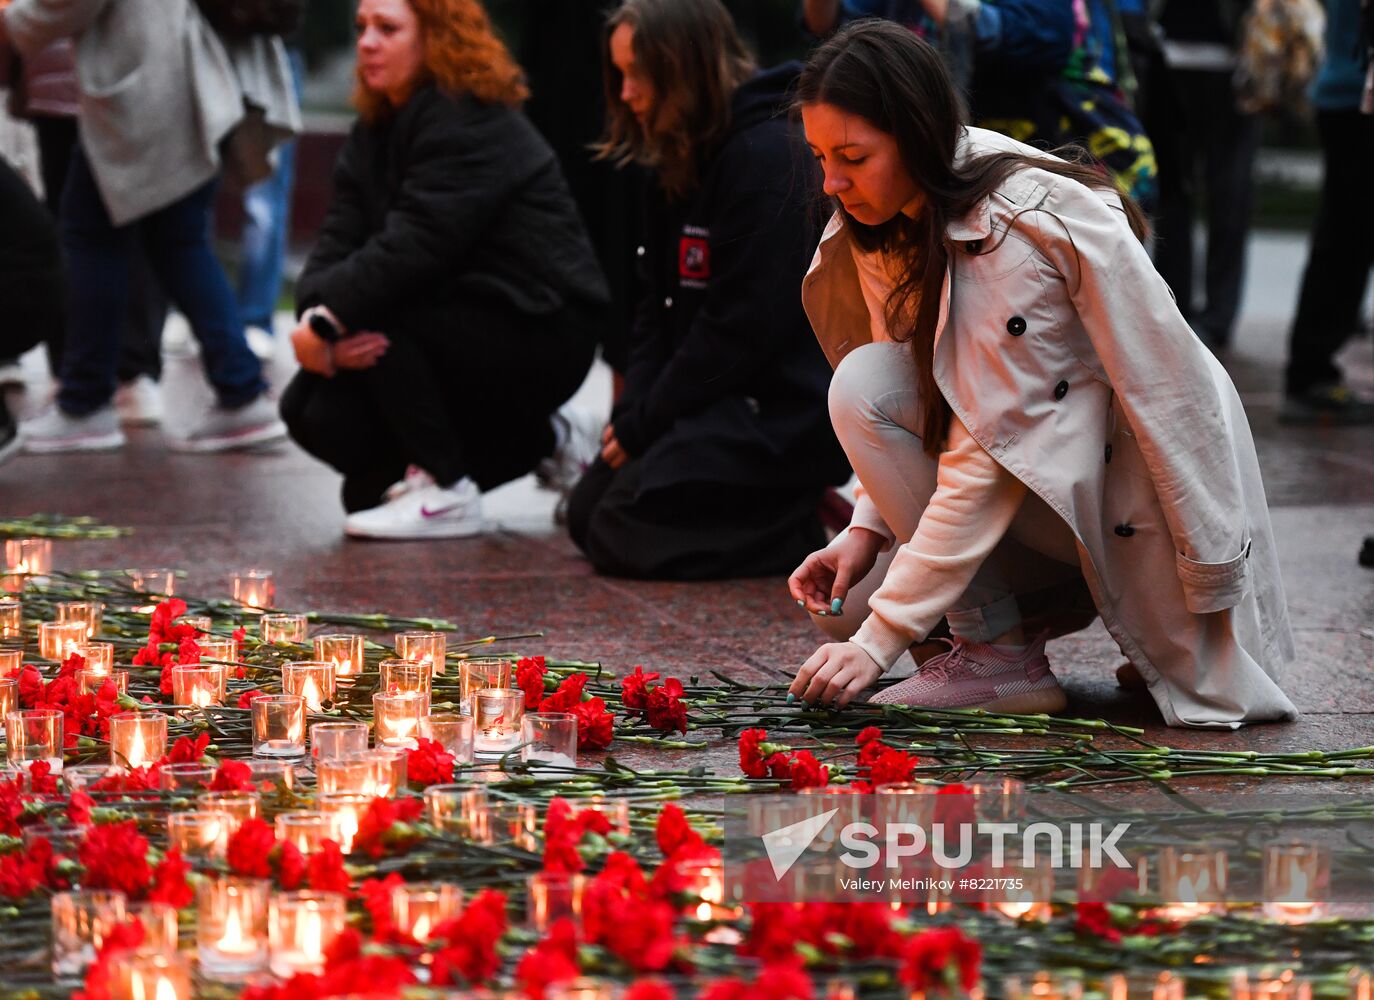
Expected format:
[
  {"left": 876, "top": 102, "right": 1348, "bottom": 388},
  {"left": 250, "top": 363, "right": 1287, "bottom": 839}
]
[{"left": 869, "top": 631, "right": 1067, "bottom": 714}]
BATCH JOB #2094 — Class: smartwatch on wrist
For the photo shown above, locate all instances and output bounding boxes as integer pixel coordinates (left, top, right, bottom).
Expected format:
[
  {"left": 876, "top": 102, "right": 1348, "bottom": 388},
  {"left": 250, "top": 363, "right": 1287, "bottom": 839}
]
[{"left": 305, "top": 306, "right": 344, "bottom": 344}]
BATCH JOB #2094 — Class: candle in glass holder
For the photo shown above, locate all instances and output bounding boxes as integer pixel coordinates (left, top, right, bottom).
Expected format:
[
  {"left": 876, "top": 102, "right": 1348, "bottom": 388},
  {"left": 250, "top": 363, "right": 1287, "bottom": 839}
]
[
  {"left": 109, "top": 711, "right": 168, "bottom": 771},
  {"left": 0, "top": 648, "right": 19, "bottom": 673},
  {"left": 424, "top": 782, "right": 489, "bottom": 839},
  {"left": 577, "top": 795, "right": 631, "bottom": 836},
  {"left": 197, "top": 791, "right": 261, "bottom": 833},
  {"left": 50, "top": 889, "right": 127, "bottom": 979},
  {"left": 673, "top": 859, "right": 740, "bottom": 922},
  {"left": 488, "top": 799, "right": 540, "bottom": 850},
  {"left": 1350, "top": 971, "right": 1372, "bottom": 1000},
  {"left": 269, "top": 891, "right": 346, "bottom": 978},
  {"left": 989, "top": 849, "right": 1054, "bottom": 922},
  {"left": 5, "top": 538, "right": 52, "bottom": 585},
  {"left": 232, "top": 569, "right": 275, "bottom": 609},
  {"left": 472, "top": 688, "right": 524, "bottom": 757},
  {"left": 379, "top": 658, "right": 431, "bottom": 697},
  {"left": 171, "top": 665, "right": 225, "bottom": 709},
  {"left": 395, "top": 631, "right": 446, "bottom": 675},
  {"left": 282, "top": 661, "right": 334, "bottom": 712},
  {"left": 126, "top": 568, "right": 178, "bottom": 597},
  {"left": 198, "top": 637, "right": 238, "bottom": 665},
  {"left": 419, "top": 713, "right": 474, "bottom": 763},
  {"left": 168, "top": 810, "right": 229, "bottom": 859},
  {"left": 314, "top": 634, "right": 364, "bottom": 679},
  {"left": 262, "top": 614, "right": 308, "bottom": 644},
  {"left": 0, "top": 675, "right": 17, "bottom": 719},
  {"left": 1004, "top": 973, "right": 1083, "bottom": 1000},
  {"left": 317, "top": 792, "right": 369, "bottom": 854},
  {"left": 245, "top": 758, "right": 294, "bottom": 792},
  {"left": 369, "top": 747, "right": 408, "bottom": 796},
  {"left": 129, "top": 901, "right": 179, "bottom": 956},
  {"left": 521, "top": 712, "right": 577, "bottom": 769},
  {"left": 7, "top": 708, "right": 64, "bottom": 775},
  {"left": 0, "top": 597, "right": 21, "bottom": 636},
  {"left": 79, "top": 669, "right": 128, "bottom": 697},
  {"left": 197, "top": 877, "right": 269, "bottom": 975},
  {"left": 460, "top": 657, "right": 512, "bottom": 703},
  {"left": 373, "top": 691, "right": 427, "bottom": 748},
  {"left": 1262, "top": 841, "right": 1329, "bottom": 924},
  {"left": 39, "top": 621, "right": 87, "bottom": 661},
  {"left": 64, "top": 763, "right": 116, "bottom": 795},
  {"left": 1107, "top": 972, "right": 1185, "bottom": 1000},
  {"left": 546, "top": 980, "right": 622, "bottom": 1000},
  {"left": 1156, "top": 846, "right": 1227, "bottom": 920},
  {"left": 158, "top": 763, "right": 216, "bottom": 792},
  {"left": 1232, "top": 969, "right": 1313, "bottom": 1000},
  {"left": 391, "top": 882, "right": 462, "bottom": 944},
  {"left": 311, "top": 721, "right": 369, "bottom": 761},
  {"left": 108, "top": 949, "right": 192, "bottom": 1000},
  {"left": 527, "top": 872, "right": 587, "bottom": 931},
  {"left": 276, "top": 812, "right": 331, "bottom": 855},
  {"left": 252, "top": 694, "right": 306, "bottom": 757},
  {"left": 316, "top": 755, "right": 377, "bottom": 796},
  {"left": 56, "top": 601, "right": 103, "bottom": 639},
  {"left": 74, "top": 642, "right": 114, "bottom": 673}
]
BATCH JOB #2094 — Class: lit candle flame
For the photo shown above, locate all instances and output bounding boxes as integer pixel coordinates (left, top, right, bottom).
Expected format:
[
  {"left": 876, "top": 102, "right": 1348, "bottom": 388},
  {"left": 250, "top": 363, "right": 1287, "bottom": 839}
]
[
  {"left": 288, "top": 712, "right": 304, "bottom": 744},
  {"left": 299, "top": 908, "right": 323, "bottom": 957},
  {"left": 126, "top": 726, "right": 149, "bottom": 768},
  {"left": 300, "top": 676, "right": 323, "bottom": 712},
  {"left": 412, "top": 912, "right": 431, "bottom": 942},
  {"left": 218, "top": 901, "right": 257, "bottom": 954}
]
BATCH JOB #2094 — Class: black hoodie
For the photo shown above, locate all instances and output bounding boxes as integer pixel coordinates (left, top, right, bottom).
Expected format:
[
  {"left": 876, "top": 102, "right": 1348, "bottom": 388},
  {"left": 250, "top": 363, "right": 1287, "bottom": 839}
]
[{"left": 611, "top": 63, "right": 850, "bottom": 492}]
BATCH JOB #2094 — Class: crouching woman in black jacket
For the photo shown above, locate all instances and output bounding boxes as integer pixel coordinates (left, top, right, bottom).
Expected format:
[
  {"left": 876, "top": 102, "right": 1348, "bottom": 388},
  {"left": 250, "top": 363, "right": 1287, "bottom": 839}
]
[
  {"left": 567, "top": 0, "right": 850, "bottom": 579},
  {"left": 282, "top": 0, "right": 608, "bottom": 539}
]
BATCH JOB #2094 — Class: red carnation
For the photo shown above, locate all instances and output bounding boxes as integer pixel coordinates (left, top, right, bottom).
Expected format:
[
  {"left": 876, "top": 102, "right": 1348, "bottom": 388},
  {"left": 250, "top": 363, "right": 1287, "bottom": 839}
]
[
  {"left": 514, "top": 916, "right": 579, "bottom": 1000},
  {"left": 406, "top": 737, "right": 455, "bottom": 787},
  {"left": 209, "top": 759, "right": 257, "bottom": 792},
  {"left": 516, "top": 656, "right": 549, "bottom": 712},
  {"left": 786, "top": 750, "right": 829, "bottom": 791},
  {"left": 620, "top": 665, "right": 659, "bottom": 711},
  {"left": 540, "top": 673, "right": 588, "bottom": 713},
  {"left": 572, "top": 696, "right": 614, "bottom": 750},
  {"left": 148, "top": 850, "right": 193, "bottom": 908},
  {"left": 306, "top": 840, "right": 351, "bottom": 893},
  {"left": 645, "top": 677, "right": 688, "bottom": 734},
  {"left": 351, "top": 797, "right": 423, "bottom": 859},
  {"left": 79, "top": 821, "right": 152, "bottom": 898},
  {"left": 227, "top": 818, "right": 277, "bottom": 878},
  {"left": 899, "top": 926, "right": 982, "bottom": 994}
]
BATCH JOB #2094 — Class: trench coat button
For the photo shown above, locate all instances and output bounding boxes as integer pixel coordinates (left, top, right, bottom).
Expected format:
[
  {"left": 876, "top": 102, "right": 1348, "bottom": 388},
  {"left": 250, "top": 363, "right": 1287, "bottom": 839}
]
[
  {"left": 664, "top": 296, "right": 673, "bottom": 309},
  {"left": 1104, "top": 443, "right": 1113, "bottom": 463},
  {"left": 1053, "top": 380, "right": 1069, "bottom": 400},
  {"left": 966, "top": 240, "right": 982, "bottom": 254},
  {"left": 1114, "top": 524, "right": 1135, "bottom": 537},
  {"left": 636, "top": 245, "right": 646, "bottom": 257},
  {"left": 1006, "top": 316, "right": 1026, "bottom": 336}
]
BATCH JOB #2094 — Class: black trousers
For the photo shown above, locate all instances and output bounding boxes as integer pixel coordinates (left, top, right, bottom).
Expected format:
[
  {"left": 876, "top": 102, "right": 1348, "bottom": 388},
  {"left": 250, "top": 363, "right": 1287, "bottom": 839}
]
[
  {"left": 280, "top": 297, "right": 599, "bottom": 513},
  {"left": 0, "top": 156, "right": 64, "bottom": 363},
  {"left": 1285, "top": 109, "right": 1374, "bottom": 396},
  {"left": 567, "top": 456, "right": 827, "bottom": 581},
  {"left": 1151, "top": 68, "right": 1258, "bottom": 347}
]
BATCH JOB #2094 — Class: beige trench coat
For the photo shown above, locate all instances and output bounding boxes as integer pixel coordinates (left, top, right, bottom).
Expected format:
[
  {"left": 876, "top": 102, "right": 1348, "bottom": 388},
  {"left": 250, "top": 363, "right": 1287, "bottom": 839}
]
[
  {"left": 5, "top": 0, "right": 300, "bottom": 226},
  {"left": 802, "top": 127, "right": 1298, "bottom": 729}
]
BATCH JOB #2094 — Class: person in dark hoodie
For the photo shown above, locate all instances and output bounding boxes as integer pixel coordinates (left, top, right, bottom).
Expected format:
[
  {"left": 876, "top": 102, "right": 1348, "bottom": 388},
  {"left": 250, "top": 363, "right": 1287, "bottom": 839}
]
[
  {"left": 566, "top": 0, "right": 851, "bottom": 579},
  {"left": 281, "top": 0, "right": 609, "bottom": 538}
]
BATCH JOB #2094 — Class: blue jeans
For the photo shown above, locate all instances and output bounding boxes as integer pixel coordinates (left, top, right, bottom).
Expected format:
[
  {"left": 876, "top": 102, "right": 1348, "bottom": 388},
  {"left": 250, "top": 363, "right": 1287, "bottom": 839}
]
[
  {"left": 58, "top": 145, "right": 265, "bottom": 415},
  {"left": 237, "top": 49, "right": 304, "bottom": 331}
]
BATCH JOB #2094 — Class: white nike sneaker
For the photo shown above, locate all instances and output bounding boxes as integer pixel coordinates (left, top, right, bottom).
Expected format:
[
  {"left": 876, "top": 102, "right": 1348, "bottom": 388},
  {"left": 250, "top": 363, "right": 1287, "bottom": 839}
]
[
  {"left": 344, "top": 477, "right": 485, "bottom": 540},
  {"left": 114, "top": 375, "right": 163, "bottom": 427},
  {"left": 22, "top": 404, "right": 126, "bottom": 453}
]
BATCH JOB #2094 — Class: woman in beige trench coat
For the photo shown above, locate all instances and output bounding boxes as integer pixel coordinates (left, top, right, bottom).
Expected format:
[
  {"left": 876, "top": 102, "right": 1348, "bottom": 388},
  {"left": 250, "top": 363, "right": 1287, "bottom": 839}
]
[{"left": 787, "top": 21, "right": 1297, "bottom": 730}]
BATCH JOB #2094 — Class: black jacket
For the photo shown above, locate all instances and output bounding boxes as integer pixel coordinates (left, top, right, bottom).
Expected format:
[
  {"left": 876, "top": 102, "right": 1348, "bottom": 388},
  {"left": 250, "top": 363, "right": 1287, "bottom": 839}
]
[
  {"left": 296, "top": 85, "right": 608, "bottom": 331},
  {"left": 611, "top": 63, "right": 850, "bottom": 491}
]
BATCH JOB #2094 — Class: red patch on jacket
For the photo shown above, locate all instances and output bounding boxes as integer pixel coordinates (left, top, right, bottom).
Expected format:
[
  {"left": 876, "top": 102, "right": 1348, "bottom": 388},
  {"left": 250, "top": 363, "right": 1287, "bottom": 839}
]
[{"left": 679, "top": 236, "right": 710, "bottom": 283}]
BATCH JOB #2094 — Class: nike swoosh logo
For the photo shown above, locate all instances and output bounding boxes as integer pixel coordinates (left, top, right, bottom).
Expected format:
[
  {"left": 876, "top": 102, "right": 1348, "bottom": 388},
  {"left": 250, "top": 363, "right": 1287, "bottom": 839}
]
[{"left": 421, "top": 505, "right": 462, "bottom": 518}]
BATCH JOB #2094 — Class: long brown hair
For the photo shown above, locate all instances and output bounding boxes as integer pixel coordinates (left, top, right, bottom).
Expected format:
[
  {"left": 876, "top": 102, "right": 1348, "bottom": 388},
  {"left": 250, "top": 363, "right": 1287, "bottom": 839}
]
[
  {"left": 595, "top": 0, "right": 756, "bottom": 200},
  {"left": 798, "top": 20, "right": 1149, "bottom": 456},
  {"left": 353, "top": 0, "right": 528, "bottom": 123}
]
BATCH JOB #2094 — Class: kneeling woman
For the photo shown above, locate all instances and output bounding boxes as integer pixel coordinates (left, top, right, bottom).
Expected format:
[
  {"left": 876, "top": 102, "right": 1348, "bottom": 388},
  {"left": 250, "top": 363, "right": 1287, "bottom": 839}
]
[
  {"left": 283, "top": 0, "right": 607, "bottom": 538},
  {"left": 788, "top": 22, "right": 1296, "bottom": 728},
  {"left": 566, "top": 0, "right": 851, "bottom": 579}
]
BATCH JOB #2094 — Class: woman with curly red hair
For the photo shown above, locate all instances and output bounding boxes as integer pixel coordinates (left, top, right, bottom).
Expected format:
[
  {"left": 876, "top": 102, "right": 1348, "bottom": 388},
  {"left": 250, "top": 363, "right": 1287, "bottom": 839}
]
[{"left": 282, "top": 0, "right": 609, "bottom": 538}]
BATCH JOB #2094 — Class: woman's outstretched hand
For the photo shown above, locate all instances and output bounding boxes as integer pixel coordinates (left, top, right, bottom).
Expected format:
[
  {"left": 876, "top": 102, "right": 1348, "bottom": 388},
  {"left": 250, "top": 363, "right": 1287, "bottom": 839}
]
[
  {"left": 290, "top": 320, "right": 336, "bottom": 377},
  {"left": 333, "top": 332, "right": 390, "bottom": 370},
  {"left": 789, "top": 641, "right": 882, "bottom": 708},
  {"left": 788, "top": 525, "right": 884, "bottom": 616}
]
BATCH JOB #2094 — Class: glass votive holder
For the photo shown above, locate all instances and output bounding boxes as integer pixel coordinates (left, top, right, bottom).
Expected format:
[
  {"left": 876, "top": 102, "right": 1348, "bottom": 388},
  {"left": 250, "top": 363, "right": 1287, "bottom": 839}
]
[
  {"left": 472, "top": 688, "right": 524, "bottom": 757},
  {"left": 24, "top": 823, "right": 85, "bottom": 856},
  {"left": 1106, "top": 971, "right": 1186, "bottom": 1000},
  {"left": 311, "top": 721, "right": 369, "bottom": 761},
  {"left": 317, "top": 792, "right": 369, "bottom": 854},
  {"left": 547, "top": 980, "right": 623, "bottom": 1000},
  {"left": 1262, "top": 841, "right": 1330, "bottom": 924},
  {"left": 159, "top": 762, "right": 217, "bottom": 792},
  {"left": 197, "top": 877, "right": 269, "bottom": 975},
  {"left": 988, "top": 848, "right": 1055, "bottom": 922},
  {"left": 0, "top": 597, "right": 21, "bottom": 636},
  {"left": 314, "top": 634, "right": 364, "bottom": 679},
  {"left": 198, "top": 637, "right": 238, "bottom": 664},
  {"left": 197, "top": 791, "right": 261, "bottom": 834},
  {"left": 252, "top": 694, "right": 306, "bottom": 757},
  {"left": 107, "top": 949, "right": 192, "bottom": 1000},
  {"left": 1004, "top": 973, "right": 1084, "bottom": 1000},
  {"left": 391, "top": 881, "right": 462, "bottom": 944},
  {"left": 232, "top": 569, "right": 275, "bottom": 610},
  {"left": 7, "top": 708, "right": 65, "bottom": 774},
  {"left": 420, "top": 713, "right": 475, "bottom": 764},
  {"left": 316, "top": 755, "right": 378, "bottom": 796},
  {"left": 171, "top": 664, "right": 225, "bottom": 709},
  {"left": 374, "top": 691, "right": 428, "bottom": 748},
  {"left": 56, "top": 601, "right": 104, "bottom": 639},
  {"left": 39, "top": 621, "right": 87, "bottom": 661},
  {"left": 674, "top": 858, "right": 739, "bottom": 921},
  {"left": 245, "top": 758, "right": 294, "bottom": 792},
  {"left": 424, "top": 782, "right": 489, "bottom": 838},
  {"left": 275, "top": 812, "right": 332, "bottom": 855},
  {"left": 129, "top": 900, "right": 179, "bottom": 956},
  {"left": 79, "top": 669, "right": 128, "bottom": 697},
  {"left": 577, "top": 795, "right": 631, "bottom": 837},
  {"left": 74, "top": 642, "right": 115, "bottom": 673},
  {"left": 177, "top": 615, "right": 212, "bottom": 637},
  {"left": 527, "top": 872, "right": 587, "bottom": 931},
  {"left": 282, "top": 661, "right": 334, "bottom": 712},
  {"left": 0, "top": 676, "right": 17, "bottom": 719},
  {"left": 1156, "top": 846, "right": 1228, "bottom": 920},
  {"left": 126, "top": 568, "right": 178, "bottom": 597},
  {"left": 488, "top": 799, "right": 540, "bottom": 850},
  {"left": 0, "top": 647, "right": 19, "bottom": 672},
  {"left": 108, "top": 711, "right": 168, "bottom": 770},
  {"left": 268, "top": 891, "right": 347, "bottom": 978},
  {"left": 262, "top": 614, "right": 308, "bottom": 644},
  {"left": 63, "top": 763, "right": 115, "bottom": 796},
  {"left": 5, "top": 538, "right": 52, "bottom": 581},
  {"left": 460, "top": 657, "right": 512, "bottom": 702},
  {"left": 51, "top": 888, "right": 127, "bottom": 979},
  {"left": 379, "top": 658, "right": 431, "bottom": 697},
  {"left": 521, "top": 713, "right": 578, "bottom": 768},
  {"left": 395, "top": 631, "right": 446, "bottom": 675},
  {"left": 167, "top": 810, "right": 229, "bottom": 860},
  {"left": 365, "top": 746, "right": 408, "bottom": 797},
  {"left": 1231, "top": 969, "right": 1313, "bottom": 1000}
]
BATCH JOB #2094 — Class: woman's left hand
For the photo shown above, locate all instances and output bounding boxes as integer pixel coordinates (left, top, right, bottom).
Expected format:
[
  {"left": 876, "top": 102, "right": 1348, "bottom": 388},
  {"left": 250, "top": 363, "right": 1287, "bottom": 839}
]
[
  {"left": 789, "top": 641, "right": 882, "bottom": 708},
  {"left": 290, "top": 321, "right": 336, "bottom": 377},
  {"left": 601, "top": 424, "right": 628, "bottom": 469}
]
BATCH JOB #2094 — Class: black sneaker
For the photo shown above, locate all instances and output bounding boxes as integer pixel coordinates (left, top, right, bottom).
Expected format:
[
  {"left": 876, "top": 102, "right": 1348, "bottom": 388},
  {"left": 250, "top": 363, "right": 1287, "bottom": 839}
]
[{"left": 1278, "top": 384, "right": 1374, "bottom": 426}]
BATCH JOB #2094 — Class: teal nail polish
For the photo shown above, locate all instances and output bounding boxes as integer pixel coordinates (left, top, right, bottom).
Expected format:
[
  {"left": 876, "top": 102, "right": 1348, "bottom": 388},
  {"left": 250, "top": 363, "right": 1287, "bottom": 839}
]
[
  {"left": 786, "top": 693, "right": 795, "bottom": 704},
  {"left": 817, "top": 610, "right": 829, "bottom": 617},
  {"left": 831, "top": 597, "right": 844, "bottom": 614},
  {"left": 795, "top": 599, "right": 805, "bottom": 608}
]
